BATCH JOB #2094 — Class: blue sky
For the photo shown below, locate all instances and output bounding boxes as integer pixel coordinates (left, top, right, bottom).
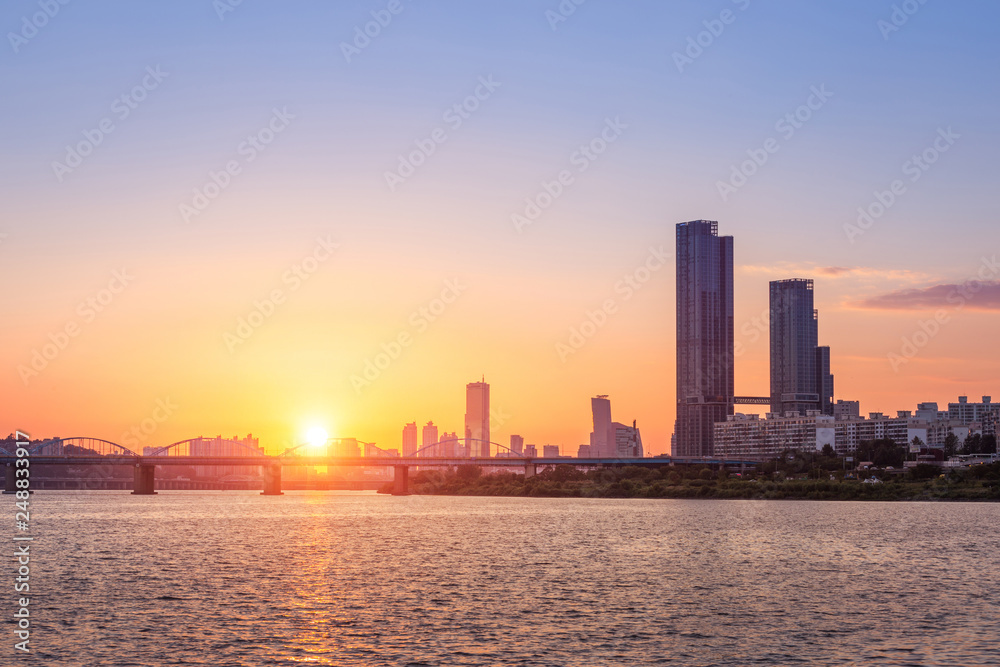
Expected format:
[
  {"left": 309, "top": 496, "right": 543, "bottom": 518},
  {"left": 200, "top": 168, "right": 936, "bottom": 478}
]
[{"left": 2, "top": 0, "right": 998, "bottom": 452}]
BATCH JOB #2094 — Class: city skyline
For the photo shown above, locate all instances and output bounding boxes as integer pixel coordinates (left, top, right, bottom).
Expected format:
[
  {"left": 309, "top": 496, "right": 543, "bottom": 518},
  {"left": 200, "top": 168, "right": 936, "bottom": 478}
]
[{"left": 3, "top": 1, "right": 999, "bottom": 457}]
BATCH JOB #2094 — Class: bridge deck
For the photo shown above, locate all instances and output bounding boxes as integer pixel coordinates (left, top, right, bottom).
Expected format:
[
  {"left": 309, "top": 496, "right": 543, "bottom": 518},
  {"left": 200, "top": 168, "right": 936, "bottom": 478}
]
[{"left": 2, "top": 456, "right": 762, "bottom": 467}]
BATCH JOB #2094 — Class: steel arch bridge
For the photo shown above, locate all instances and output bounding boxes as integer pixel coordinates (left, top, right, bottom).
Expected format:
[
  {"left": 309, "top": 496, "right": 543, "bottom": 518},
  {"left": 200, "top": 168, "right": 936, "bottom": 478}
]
[
  {"left": 28, "top": 437, "right": 139, "bottom": 458},
  {"left": 411, "top": 437, "right": 523, "bottom": 458}
]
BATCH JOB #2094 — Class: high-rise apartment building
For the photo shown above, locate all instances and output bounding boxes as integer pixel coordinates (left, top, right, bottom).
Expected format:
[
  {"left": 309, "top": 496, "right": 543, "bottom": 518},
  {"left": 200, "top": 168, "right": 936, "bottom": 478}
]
[
  {"left": 769, "top": 279, "right": 834, "bottom": 417},
  {"left": 834, "top": 400, "right": 861, "bottom": 420},
  {"left": 402, "top": 422, "right": 418, "bottom": 457},
  {"left": 439, "top": 431, "right": 459, "bottom": 457},
  {"left": 948, "top": 396, "right": 996, "bottom": 423},
  {"left": 510, "top": 434, "right": 524, "bottom": 455},
  {"left": 465, "top": 380, "right": 490, "bottom": 457},
  {"left": 421, "top": 421, "right": 438, "bottom": 457},
  {"left": 675, "top": 220, "right": 734, "bottom": 457}
]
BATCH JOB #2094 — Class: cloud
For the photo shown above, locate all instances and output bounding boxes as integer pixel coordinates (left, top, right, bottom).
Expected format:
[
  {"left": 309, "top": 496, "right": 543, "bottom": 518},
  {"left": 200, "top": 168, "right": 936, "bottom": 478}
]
[
  {"left": 853, "top": 281, "right": 1000, "bottom": 311},
  {"left": 739, "top": 263, "right": 928, "bottom": 283}
]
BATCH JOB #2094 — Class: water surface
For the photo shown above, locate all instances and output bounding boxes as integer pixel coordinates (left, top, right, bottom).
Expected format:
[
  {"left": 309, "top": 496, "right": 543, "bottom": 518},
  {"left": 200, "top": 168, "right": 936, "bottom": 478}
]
[{"left": 4, "top": 493, "right": 998, "bottom": 666}]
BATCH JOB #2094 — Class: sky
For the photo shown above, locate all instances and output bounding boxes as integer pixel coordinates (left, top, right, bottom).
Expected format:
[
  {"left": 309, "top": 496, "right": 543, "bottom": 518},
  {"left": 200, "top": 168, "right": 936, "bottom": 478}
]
[{"left": 2, "top": 0, "right": 998, "bottom": 455}]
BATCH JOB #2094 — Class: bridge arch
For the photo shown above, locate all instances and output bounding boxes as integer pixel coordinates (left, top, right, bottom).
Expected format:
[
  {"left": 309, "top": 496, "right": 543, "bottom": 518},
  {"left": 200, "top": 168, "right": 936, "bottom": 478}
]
[
  {"left": 411, "top": 437, "right": 523, "bottom": 458},
  {"left": 28, "top": 437, "right": 139, "bottom": 457}
]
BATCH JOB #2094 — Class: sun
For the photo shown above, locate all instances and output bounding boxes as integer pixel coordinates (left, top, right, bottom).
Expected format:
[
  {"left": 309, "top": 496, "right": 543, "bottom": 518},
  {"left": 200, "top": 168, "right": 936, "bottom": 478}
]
[{"left": 305, "top": 427, "right": 329, "bottom": 453}]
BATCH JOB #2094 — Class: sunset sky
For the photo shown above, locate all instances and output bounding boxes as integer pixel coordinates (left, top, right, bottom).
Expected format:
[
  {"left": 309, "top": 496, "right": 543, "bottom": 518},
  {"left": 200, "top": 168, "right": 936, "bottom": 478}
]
[{"left": 2, "top": 0, "right": 998, "bottom": 455}]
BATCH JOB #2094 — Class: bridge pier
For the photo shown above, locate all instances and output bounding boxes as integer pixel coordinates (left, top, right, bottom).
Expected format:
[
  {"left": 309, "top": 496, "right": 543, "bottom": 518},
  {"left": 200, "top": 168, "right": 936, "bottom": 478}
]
[
  {"left": 131, "top": 464, "right": 157, "bottom": 495},
  {"left": 261, "top": 464, "right": 284, "bottom": 496},
  {"left": 524, "top": 462, "right": 536, "bottom": 478},
  {"left": 3, "top": 465, "right": 17, "bottom": 494},
  {"left": 392, "top": 465, "right": 409, "bottom": 496}
]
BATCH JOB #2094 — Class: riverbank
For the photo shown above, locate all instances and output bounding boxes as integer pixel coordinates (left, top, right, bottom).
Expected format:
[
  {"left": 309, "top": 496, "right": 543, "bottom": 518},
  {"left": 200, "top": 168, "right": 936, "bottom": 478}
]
[{"left": 380, "top": 463, "right": 1000, "bottom": 501}]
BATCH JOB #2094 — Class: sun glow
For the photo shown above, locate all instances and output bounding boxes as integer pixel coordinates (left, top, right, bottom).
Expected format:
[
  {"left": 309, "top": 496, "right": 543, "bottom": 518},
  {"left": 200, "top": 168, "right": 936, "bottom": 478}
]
[{"left": 305, "top": 427, "right": 329, "bottom": 453}]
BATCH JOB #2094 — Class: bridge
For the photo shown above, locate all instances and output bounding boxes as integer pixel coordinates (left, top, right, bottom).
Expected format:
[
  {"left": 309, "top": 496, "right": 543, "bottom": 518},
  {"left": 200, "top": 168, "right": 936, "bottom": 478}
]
[{"left": 1, "top": 436, "right": 761, "bottom": 496}]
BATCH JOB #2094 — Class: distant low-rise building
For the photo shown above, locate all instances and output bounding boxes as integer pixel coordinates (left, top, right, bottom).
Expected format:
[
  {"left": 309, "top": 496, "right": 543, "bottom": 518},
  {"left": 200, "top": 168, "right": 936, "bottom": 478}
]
[{"left": 543, "top": 445, "right": 561, "bottom": 457}]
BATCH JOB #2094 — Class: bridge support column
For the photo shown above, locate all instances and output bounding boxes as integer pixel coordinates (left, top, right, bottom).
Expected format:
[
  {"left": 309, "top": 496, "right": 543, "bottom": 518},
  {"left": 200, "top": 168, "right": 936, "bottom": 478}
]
[
  {"left": 524, "top": 463, "right": 536, "bottom": 478},
  {"left": 131, "top": 464, "right": 157, "bottom": 495},
  {"left": 392, "top": 465, "right": 409, "bottom": 496},
  {"left": 261, "top": 465, "right": 284, "bottom": 496},
  {"left": 3, "top": 465, "right": 17, "bottom": 494}
]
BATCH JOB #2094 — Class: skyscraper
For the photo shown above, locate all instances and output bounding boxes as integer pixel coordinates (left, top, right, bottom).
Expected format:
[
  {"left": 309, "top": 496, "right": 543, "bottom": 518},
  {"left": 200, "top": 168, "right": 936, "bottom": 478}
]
[
  {"left": 464, "top": 380, "right": 490, "bottom": 457},
  {"left": 402, "top": 422, "right": 418, "bottom": 457},
  {"left": 590, "top": 395, "right": 615, "bottom": 457},
  {"left": 769, "top": 279, "right": 834, "bottom": 416},
  {"left": 421, "top": 421, "right": 438, "bottom": 457},
  {"left": 675, "top": 220, "right": 734, "bottom": 457}
]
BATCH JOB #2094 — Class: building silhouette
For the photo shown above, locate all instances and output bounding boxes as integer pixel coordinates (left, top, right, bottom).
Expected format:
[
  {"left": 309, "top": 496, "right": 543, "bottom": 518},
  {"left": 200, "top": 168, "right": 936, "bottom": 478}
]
[
  {"left": 439, "top": 431, "right": 459, "bottom": 457},
  {"left": 465, "top": 379, "right": 490, "bottom": 457},
  {"left": 674, "top": 220, "right": 734, "bottom": 456},
  {"left": 510, "top": 434, "right": 524, "bottom": 455},
  {"left": 421, "top": 421, "right": 438, "bottom": 457},
  {"left": 189, "top": 434, "right": 263, "bottom": 478},
  {"left": 612, "top": 420, "right": 644, "bottom": 458},
  {"left": 589, "top": 395, "right": 615, "bottom": 457},
  {"left": 769, "top": 279, "right": 834, "bottom": 416},
  {"left": 402, "top": 422, "right": 418, "bottom": 457},
  {"left": 590, "top": 395, "right": 644, "bottom": 458}
]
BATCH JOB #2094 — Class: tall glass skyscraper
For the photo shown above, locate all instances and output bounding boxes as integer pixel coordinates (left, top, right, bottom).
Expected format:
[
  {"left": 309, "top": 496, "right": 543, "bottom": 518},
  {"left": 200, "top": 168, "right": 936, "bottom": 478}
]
[
  {"left": 769, "top": 279, "right": 834, "bottom": 416},
  {"left": 674, "top": 220, "right": 734, "bottom": 457},
  {"left": 464, "top": 380, "right": 490, "bottom": 457}
]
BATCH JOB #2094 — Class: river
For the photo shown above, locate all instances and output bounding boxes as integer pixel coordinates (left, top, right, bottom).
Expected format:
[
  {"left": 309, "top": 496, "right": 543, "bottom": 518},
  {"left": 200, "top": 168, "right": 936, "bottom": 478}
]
[{"left": 5, "top": 492, "right": 999, "bottom": 666}]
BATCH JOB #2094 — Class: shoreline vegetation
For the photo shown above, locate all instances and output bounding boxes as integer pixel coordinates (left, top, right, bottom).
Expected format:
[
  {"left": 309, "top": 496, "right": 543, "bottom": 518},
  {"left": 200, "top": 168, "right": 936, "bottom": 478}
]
[{"left": 379, "top": 458, "right": 1000, "bottom": 502}]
